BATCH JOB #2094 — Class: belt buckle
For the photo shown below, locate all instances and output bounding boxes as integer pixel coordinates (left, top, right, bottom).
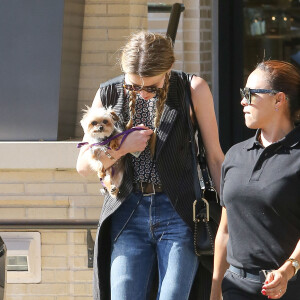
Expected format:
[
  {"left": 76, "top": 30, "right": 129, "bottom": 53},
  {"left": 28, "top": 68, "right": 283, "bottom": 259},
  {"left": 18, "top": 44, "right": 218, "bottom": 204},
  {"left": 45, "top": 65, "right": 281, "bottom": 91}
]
[{"left": 141, "top": 182, "right": 155, "bottom": 196}]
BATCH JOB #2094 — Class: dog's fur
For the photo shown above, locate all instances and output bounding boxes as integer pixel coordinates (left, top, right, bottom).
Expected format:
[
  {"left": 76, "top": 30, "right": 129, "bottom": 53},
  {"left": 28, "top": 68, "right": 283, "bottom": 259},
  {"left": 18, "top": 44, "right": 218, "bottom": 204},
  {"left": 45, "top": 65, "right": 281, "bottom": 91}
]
[{"left": 80, "top": 106, "right": 124, "bottom": 197}]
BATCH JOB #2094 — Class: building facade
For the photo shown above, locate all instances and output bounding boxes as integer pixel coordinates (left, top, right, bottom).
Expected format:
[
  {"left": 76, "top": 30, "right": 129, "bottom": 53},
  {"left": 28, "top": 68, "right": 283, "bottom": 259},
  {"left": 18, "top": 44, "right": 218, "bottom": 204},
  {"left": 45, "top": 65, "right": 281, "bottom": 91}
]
[{"left": 0, "top": 0, "right": 299, "bottom": 299}]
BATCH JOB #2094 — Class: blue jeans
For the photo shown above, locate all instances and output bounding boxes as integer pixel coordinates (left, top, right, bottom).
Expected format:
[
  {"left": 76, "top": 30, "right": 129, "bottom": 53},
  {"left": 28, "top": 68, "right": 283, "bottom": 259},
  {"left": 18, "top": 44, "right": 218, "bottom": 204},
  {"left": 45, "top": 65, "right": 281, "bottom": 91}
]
[{"left": 110, "top": 192, "right": 199, "bottom": 300}]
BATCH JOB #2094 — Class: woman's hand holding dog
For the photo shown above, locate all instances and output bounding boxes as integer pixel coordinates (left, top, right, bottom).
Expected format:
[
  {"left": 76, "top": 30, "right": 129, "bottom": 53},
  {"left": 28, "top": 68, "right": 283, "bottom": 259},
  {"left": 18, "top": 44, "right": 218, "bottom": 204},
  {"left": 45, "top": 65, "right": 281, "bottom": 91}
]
[
  {"left": 118, "top": 124, "right": 153, "bottom": 156},
  {"left": 77, "top": 124, "right": 152, "bottom": 176}
]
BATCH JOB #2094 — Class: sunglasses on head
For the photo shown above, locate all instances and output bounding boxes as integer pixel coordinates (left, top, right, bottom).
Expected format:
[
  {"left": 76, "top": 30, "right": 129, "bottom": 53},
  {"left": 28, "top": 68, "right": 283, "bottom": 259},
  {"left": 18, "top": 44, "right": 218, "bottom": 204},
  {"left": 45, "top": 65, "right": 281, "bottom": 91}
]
[
  {"left": 123, "top": 83, "right": 164, "bottom": 94},
  {"left": 240, "top": 87, "right": 280, "bottom": 104}
]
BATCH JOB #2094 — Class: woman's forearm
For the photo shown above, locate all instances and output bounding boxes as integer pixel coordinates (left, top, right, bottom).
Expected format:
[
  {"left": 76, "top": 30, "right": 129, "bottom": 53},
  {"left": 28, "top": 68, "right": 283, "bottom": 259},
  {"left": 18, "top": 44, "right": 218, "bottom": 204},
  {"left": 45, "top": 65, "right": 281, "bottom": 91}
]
[
  {"left": 210, "top": 208, "right": 229, "bottom": 300},
  {"left": 206, "top": 154, "right": 223, "bottom": 195},
  {"left": 278, "top": 239, "right": 300, "bottom": 281},
  {"left": 213, "top": 230, "right": 229, "bottom": 282},
  {"left": 76, "top": 145, "right": 125, "bottom": 177}
]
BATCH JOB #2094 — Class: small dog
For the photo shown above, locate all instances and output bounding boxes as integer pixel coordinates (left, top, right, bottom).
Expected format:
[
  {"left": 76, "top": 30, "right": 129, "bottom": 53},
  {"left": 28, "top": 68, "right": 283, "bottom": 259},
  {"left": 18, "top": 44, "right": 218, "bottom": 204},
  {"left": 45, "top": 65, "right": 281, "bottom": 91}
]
[{"left": 80, "top": 106, "right": 124, "bottom": 197}]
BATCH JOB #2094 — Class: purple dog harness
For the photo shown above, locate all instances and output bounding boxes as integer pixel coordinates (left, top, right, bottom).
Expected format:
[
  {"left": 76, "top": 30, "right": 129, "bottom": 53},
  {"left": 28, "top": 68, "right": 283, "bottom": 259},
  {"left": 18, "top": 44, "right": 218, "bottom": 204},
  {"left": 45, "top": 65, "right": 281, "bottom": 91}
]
[
  {"left": 77, "top": 127, "right": 146, "bottom": 188},
  {"left": 77, "top": 127, "right": 146, "bottom": 150}
]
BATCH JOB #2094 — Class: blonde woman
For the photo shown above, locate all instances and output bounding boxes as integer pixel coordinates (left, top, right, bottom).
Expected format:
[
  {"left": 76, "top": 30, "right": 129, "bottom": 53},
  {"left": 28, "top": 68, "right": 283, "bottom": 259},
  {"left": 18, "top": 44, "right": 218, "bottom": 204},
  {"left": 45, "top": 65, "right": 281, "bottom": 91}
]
[{"left": 77, "top": 31, "right": 224, "bottom": 300}]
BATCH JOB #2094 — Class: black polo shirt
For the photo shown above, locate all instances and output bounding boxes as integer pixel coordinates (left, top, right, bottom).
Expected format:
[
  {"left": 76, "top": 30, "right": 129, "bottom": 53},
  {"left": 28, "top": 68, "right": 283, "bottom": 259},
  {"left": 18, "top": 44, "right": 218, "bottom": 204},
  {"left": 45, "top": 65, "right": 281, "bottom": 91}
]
[{"left": 221, "top": 125, "right": 300, "bottom": 270}]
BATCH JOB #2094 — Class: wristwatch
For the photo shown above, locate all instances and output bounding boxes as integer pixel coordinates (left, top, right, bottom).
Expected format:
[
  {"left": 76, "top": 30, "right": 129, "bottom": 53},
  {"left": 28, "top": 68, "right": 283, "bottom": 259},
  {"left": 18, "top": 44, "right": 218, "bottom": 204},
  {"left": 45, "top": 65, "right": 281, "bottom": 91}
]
[{"left": 286, "top": 258, "right": 300, "bottom": 276}]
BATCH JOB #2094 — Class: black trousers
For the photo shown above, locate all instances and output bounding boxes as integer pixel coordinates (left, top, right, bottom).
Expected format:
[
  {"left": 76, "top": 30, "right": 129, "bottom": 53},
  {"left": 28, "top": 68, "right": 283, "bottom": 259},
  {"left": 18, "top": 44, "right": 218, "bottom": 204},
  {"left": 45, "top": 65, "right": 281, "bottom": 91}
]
[{"left": 222, "top": 268, "right": 300, "bottom": 300}]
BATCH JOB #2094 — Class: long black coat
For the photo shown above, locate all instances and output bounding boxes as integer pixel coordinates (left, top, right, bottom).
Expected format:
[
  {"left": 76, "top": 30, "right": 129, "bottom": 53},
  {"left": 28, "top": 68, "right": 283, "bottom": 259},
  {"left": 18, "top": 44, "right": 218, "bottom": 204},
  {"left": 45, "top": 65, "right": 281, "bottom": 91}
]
[{"left": 93, "top": 71, "right": 212, "bottom": 300}]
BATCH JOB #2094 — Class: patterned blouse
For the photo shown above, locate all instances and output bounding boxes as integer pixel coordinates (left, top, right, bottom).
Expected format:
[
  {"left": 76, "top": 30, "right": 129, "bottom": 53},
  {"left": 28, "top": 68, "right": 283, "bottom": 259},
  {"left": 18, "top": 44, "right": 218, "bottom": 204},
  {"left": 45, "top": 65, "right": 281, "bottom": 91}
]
[{"left": 123, "top": 93, "right": 161, "bottom": 185}]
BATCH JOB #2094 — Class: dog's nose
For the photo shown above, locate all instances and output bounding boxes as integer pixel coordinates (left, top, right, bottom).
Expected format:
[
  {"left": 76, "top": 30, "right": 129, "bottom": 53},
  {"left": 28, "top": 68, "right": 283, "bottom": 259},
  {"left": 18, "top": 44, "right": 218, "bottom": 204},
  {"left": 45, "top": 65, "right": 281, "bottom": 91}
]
[{"left": 98, "top": 125, "right": 104, "bottom": 132}]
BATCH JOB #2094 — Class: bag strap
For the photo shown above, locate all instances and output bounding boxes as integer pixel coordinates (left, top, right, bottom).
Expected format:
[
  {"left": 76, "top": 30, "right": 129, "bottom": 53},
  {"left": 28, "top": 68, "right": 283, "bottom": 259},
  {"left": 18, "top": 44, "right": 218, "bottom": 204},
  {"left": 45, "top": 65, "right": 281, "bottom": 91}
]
[
  {"left": 186, "top": 81, "right": 212, "bottom": 191},
  {"left": 182, "top": 72, "right": 213, "bottom": 202},
  {"left": 182, "top": 73, "right": 203, "bottom": 205}
]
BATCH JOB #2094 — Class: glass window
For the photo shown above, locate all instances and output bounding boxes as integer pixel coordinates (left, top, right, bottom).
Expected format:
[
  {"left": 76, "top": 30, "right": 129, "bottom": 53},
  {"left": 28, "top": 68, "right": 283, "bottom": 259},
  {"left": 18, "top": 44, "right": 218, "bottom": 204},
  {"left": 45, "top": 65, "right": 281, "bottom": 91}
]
[{"left": 243, "top": 0, "right": 300, "bottom": 80}]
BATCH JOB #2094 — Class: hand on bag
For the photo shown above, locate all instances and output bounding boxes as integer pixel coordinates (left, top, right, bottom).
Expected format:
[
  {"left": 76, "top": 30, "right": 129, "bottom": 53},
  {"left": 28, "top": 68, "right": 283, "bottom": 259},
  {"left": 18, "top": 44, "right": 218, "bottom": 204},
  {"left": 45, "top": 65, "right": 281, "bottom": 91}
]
[{"left": 261, "top": 270, "right": 288, "bottom": 299}]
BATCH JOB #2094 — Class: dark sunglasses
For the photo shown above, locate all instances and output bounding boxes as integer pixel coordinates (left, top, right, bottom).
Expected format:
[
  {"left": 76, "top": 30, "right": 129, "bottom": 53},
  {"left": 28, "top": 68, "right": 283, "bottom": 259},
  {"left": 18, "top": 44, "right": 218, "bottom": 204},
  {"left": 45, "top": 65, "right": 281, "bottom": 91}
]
[
  {"left": 123, "top": 83, "right": 164, "bottom": 94},
  {"left": 240, "top": 87, "right": 280, "bottom": 104}
]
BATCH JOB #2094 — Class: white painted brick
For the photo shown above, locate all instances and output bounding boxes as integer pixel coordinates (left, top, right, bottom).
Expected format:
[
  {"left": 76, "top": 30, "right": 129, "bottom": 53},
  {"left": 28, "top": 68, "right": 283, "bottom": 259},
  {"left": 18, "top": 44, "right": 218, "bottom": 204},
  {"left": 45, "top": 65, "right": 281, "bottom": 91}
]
[
  {"left": 42, "top": 270, "right": 56, "bottom": 283},
  {"left": 53, "top": 170, "right": 94, "bottom": 183},
  {"left": 42, "top": 245, "right": 55, "bottom": 257},
  {"left": 82, "top": 40, "right": 124, "bottom": 52},
  {"left": 69, "top": 256, "right": 87, "bottom": 269},
  {"left": 80, "top": 53, "right": 107, "bottom": 65},
  {"left": 74, "top": 283, "right": 93, "bottom": 295},
  {"left": 85, "top": 207, "right": 101, "bottom": 219},
  {"left": 74, "top": 270, "right": 93, "bottom": 282},
  {"left": 79, "top": 65, "right": 120, "bottom": 79},
  {"left": 69, "top": 195, "right": 103, "bottom": 207},
  {"left": 0, "top": 171, "right": 53, "bottom": 182},
  {"left": 85, "top": 4, "right": 107, "bottom": 15},
  {"left": 42, "top": 232, "right": 68, "bottom": 244},
  {"left": 26, "top": 207, "right": 68, "bottom": 219},
  {"left": 0, "top": 196, "right": 68, "bottom": 207},
  {"left": 28, "top": 283, "right": 68, "bottom": 295},
  {"left": 6, "top": 283, "right": 29, "bottom": 294},
  {"left": 107, "top": 28, "right": 131, "bottom": 40},
  {"left": 42, "top": 257, "right": 69, "bottom": 269},
  {"left": 68, "top": 231, "right": 86, "bottom": 244},
  {"left": 86, "top": 183, "right": 102, "bottom": 195},
  {"left": 0, "top": 208, "right": 25, "bottom": 218},
  {"left": 68, "top": 207, "right": 86, "bottom": 219},
  {"left": 25, "top": 183, "right": 84, "bottom": 194},
  {"left": 82, "top": 28, "right": 107, "bottom": 41},
  {"left": 0, "top": 184, "right": 24, "bottom": 194},
  {"left": 84, "top": 16, "right": 130, "bottom": 28}
]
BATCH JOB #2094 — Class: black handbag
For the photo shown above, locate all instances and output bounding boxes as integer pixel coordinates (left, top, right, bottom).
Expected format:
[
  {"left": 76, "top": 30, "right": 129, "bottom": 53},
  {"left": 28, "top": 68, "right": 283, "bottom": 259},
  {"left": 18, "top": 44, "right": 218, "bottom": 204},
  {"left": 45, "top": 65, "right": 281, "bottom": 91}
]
[{"left": 183, "top": 73, "right": 222, "bottom": 258}]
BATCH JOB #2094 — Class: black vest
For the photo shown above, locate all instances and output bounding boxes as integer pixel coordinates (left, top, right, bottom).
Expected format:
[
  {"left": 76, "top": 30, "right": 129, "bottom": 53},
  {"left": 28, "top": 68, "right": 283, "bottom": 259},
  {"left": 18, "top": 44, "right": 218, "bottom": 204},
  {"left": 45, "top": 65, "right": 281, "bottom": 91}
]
[{"left": 98, "top": 70, "right": 195, "bottom": 229}]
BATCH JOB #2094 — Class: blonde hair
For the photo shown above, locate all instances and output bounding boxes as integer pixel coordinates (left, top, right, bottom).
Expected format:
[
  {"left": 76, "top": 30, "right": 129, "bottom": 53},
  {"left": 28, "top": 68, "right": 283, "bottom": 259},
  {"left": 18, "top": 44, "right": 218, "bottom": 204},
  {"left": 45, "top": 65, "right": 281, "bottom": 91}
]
[{"left": 121, "top": 31, "right": 175, "bottom": 155}]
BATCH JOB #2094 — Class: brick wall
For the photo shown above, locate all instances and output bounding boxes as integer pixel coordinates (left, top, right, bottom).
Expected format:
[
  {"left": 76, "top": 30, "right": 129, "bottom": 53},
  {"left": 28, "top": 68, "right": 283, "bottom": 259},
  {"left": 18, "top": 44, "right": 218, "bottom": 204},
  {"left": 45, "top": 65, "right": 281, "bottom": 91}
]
[
  {"left": 147, "top": 0, "right": 184, "bottom": 72},
  {"left": 75, "top": 0, "right": 213, "bottom": 138},
  {"left": 149, "top": 0, "right": 212, "bottom": 84},
  {"left": 199, "top": 0, "right": 213, "bottom": 84},
  {"left": 0, "top": 170, "right": 101, "bottom": 220},
  {"left": 0, "top": 169, "right": 99, "bottom": 299},
  {"left": 75, "top": 0, "right": 148, "bottom": 138},
  {"left": 1, "top": 1, "right": 214, "bottom": 298},
  {"left": 5, "top": 229, "right": 96, "bottom": 300}
]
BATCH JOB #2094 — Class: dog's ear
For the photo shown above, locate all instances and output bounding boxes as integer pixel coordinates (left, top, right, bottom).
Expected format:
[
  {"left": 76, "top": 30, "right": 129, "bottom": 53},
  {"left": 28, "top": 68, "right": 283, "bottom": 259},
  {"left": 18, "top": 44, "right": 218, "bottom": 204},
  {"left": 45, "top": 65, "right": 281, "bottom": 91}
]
[
  {"left": 81, "top": 105, "right": 91, "bottom": 118},
  {"left": 82, "top": 105, "right": 90, "bottom": 113},
  {"left": 80, "top": 106, "right": 91, "bottom": 132},
  {"left": 110, "top": 111, "right": 119, "bottom": 122},
  {"left": 80, "top": 117, "right": 87, "bottom": 132}
]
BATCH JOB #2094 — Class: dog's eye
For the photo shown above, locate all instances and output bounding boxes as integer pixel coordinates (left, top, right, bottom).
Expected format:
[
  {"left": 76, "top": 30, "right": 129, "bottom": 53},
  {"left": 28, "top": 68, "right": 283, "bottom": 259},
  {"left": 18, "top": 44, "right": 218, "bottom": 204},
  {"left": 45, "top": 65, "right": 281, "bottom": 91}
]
[
  {"left": 91, "top": 121, "right": 98, "bottom": 126},
  {"left": 102, "top": 120, "right": 108, "bottom": 124}
]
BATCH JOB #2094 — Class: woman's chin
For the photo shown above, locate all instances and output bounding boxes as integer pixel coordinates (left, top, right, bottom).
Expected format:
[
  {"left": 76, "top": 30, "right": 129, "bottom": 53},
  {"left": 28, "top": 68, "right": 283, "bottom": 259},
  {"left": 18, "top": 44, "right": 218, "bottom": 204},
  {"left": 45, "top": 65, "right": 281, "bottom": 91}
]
[{"left": 244, "top": 119, "right": 258, "bottom": 130}]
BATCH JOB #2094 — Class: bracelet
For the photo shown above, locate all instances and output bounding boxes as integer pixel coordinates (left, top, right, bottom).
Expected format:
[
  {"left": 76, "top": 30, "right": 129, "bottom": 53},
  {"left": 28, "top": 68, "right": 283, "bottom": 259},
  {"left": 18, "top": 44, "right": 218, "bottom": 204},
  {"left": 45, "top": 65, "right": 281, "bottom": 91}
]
[
  {"left": 100, "top": 146, "right": 115, "bottom": 160},
  {"left": 105, "top": 151, "right": 115, "bottom": 160},
  {"left": 286, "top": 258, "right": 300, "bottom": 276}
]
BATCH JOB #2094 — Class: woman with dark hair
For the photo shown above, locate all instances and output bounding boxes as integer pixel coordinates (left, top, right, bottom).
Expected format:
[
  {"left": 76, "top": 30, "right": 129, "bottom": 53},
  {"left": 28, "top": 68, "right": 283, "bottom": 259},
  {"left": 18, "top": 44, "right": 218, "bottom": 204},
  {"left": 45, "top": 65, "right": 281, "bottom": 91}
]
[
  {"left": 210, "top": 60, "right": 300, "bottom": 300},
  {"left": 77, "top": 31, "right": 224, "bottom": 300}
]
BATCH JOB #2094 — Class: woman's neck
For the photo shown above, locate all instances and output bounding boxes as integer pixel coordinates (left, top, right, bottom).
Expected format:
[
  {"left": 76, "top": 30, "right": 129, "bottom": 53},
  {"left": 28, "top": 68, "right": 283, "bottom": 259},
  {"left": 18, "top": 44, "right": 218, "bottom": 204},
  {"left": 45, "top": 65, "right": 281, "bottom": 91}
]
[{"left": 260, "top": 120, "right": 295, "bottom": 147}]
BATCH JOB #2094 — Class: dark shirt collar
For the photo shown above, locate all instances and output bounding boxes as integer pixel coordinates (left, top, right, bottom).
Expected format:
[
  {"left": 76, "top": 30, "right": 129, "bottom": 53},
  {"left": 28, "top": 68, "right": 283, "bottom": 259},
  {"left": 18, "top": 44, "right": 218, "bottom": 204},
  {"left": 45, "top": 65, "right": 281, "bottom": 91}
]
[{"left": 245, "top": 125, "right": 300, "bottom": 150}]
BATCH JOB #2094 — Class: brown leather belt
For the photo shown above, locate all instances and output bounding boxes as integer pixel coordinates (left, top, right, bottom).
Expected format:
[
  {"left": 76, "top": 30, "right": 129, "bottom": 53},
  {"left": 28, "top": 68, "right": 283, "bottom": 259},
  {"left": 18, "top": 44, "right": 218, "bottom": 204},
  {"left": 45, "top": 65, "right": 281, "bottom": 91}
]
[{"left": 133, "top": 182, "right": 163, "bottom": 195}]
